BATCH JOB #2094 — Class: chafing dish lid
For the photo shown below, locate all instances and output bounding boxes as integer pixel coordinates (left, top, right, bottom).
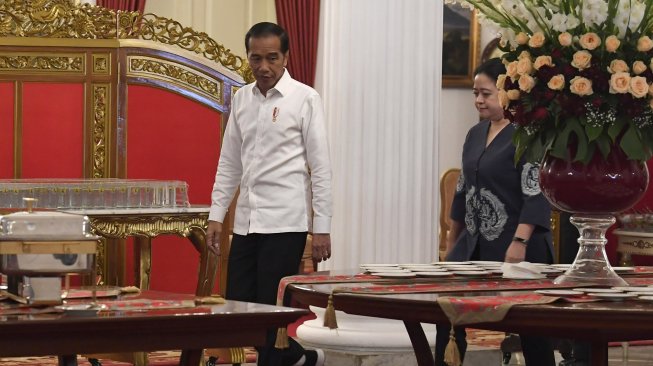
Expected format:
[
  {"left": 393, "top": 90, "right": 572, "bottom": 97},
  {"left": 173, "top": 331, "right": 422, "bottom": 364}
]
[{"left": 0, "top": 198, "right": 96, "bottom": 240}]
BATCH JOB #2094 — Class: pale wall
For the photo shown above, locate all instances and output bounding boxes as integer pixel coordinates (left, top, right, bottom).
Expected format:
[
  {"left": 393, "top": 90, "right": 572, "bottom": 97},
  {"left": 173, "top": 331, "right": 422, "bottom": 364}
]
[
  {"left": 438, "top": 28, "right": 499, "bottom": 175},
  {"left": 145, "top": 0, "right": 277, "bottom": 58}
]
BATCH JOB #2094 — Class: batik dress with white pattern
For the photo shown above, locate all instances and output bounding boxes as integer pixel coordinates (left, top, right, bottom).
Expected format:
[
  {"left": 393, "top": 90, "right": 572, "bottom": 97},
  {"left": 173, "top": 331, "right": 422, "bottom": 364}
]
[{"left": 448, "top": 120, "right": 554, "bottom": 263}]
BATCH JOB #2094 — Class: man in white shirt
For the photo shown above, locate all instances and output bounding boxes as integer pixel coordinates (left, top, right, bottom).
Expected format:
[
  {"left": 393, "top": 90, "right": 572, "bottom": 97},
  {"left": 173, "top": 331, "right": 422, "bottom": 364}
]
[{"left": 206, "top": 22, "right": 331, "bottom": 366}]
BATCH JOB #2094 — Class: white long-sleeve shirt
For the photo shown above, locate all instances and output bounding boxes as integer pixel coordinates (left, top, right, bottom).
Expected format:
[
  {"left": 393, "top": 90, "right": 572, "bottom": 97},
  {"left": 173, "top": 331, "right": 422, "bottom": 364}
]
[{"left": 209, "top": 70, "right": 332, "bottom": 235}]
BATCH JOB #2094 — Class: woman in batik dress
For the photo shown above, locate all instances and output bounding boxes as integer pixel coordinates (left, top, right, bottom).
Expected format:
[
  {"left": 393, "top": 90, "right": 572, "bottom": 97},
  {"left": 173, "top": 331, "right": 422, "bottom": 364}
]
[{"left": 435, "top": 58, "right": 555, "bottom": 366}]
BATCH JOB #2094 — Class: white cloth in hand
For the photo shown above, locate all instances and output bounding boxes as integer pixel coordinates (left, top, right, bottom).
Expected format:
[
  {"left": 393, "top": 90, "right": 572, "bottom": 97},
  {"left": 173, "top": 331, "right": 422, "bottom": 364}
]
[{"left": 502, "top": 261, "right": 546, "bottom": 279}]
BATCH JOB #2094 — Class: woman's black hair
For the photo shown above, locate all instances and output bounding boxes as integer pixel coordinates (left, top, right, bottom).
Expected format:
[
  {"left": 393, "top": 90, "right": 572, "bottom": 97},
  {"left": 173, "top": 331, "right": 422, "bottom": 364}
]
[{"left": 473, "top": 57, "right": 506, "bottom": 82}]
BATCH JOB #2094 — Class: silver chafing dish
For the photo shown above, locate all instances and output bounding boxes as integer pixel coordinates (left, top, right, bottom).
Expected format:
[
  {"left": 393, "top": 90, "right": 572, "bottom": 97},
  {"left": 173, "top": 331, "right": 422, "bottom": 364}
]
[{"left": 0, "top": 198, "right": 99, "bottom": 305}]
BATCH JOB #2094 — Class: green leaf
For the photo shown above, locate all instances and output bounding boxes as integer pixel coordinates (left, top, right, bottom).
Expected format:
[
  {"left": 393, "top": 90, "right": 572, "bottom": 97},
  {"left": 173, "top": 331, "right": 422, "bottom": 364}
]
[
  {"left": 620, "top": 125, "right": 647, "bottom": 161},
  {"left": 580, "top": 144, "right": 596, "bottom": 165},
  {"left": 572, "top": 125, "right": 589, "bottom": 162},
  {"left": 595, "top": 134, "right": 612, "bottom": 159},
  {"left": 529, "top": 135, "right": 545, "bottom": 163},
  {"left": 608, "top": 117, "right": 627, "bottom": 142},
  {"left": 585, "top": 124, "right": 603, "bottom": 142},
  {"left": 543, "top": 128, "right": 556, "bottom": 152},
  {"left": 512, "top": 127, "right": 539, "bottom": 164},
  {"left": 550, "top": 118, "right": 577, "bottom": 159}
]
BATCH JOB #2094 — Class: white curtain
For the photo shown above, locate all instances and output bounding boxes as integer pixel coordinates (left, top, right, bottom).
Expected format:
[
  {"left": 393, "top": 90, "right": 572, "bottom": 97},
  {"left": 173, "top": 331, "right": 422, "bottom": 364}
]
[{"left": 315, "top": 0, "right": 443, "bottom": 270}]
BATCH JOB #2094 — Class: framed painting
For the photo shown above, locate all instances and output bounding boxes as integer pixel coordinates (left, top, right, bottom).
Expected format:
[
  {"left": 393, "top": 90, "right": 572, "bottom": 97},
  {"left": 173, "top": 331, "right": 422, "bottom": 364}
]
[{"left": 442, "top": 3, "right": 480, "bottom": 88}]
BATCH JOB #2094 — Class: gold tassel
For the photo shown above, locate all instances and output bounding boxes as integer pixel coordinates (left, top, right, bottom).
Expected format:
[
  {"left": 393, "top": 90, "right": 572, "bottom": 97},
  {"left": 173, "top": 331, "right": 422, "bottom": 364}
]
[
  {"left": 274, "top": 327, "right": 289, "bottom": 349},
  {"left": 323, "top": 294, "right": 338, "bottom": 329},
  {"left": 444, "top": 328, "right": 462, "bottom": 366}
]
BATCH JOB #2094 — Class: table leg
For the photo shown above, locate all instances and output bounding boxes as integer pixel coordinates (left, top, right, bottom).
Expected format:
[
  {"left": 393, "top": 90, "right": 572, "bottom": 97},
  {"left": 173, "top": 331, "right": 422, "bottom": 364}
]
[
  {"left": 134, "top": 236, "right": 152, "bottom": 290},
  {"left": 187, "top": 228, "right": 218, "bottom": 297},
  {"left": 57, "top": 355, "right": 78, "bottom": 366},
  {"left": 103, "top": 238, "right": 126, "bottom": 286},
  {"left": 403, "top": 320, "right": 435, "bottom": 366},
  {"left": 589, "top": 340, "right": 608, "bottom": 366},
  {"left": 179, "top": 349, "right": 203, "bottom": 366}
]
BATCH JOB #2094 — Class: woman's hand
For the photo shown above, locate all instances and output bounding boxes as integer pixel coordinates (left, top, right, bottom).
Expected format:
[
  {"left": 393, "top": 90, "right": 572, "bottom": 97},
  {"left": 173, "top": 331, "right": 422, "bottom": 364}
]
[
  {"left": 504, "top": 241, "right": 526, "bottom": 263},
  {"left": 444, "top": 236, "right": 456, "bottom": 260}
]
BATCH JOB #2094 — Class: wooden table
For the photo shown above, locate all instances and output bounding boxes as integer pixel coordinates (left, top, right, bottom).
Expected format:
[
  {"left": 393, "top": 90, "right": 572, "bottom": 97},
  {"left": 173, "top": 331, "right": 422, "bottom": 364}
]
[
  {"left": 0, "top": 291, "right": 308, "bottom": 366},
  {"left": 286, "top": 270, "right": 653, "bottom": 366}
]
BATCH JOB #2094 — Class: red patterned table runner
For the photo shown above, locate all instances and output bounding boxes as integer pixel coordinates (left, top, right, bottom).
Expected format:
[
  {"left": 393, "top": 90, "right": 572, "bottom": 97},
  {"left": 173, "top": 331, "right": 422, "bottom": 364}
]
[
  {"left": 437, "top": 293, "right": 558, "bottom": 326},
  {"left": 633, "top": 266, "right": 653, "bottom": 274},
  {"left": 437, "top": 294, "right": 559, "bottom": 366},
  {"left": 276, "top": 274, "right": 380, "bottom": 306},
  {"left": 278, "top": 269, "right": 653, "bottom": 306}
]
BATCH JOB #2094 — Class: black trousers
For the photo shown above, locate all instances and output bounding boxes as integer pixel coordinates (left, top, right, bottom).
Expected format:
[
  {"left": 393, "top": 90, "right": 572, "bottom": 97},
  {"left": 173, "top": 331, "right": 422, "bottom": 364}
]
[
  {"left": 435, "top": 243, "right": 556, "bottom": 366},
  {"left": 434, "top": 325, "right": 555, "bottom": 366},
  {"left": 226, "top": 232, "right": 308, "bottom": 366}
]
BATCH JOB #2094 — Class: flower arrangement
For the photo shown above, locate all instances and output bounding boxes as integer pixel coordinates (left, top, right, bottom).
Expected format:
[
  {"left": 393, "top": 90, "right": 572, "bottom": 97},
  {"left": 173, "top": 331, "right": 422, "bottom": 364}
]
[{"left": 448, "top": 0, "right": 653, "bottom": 164}]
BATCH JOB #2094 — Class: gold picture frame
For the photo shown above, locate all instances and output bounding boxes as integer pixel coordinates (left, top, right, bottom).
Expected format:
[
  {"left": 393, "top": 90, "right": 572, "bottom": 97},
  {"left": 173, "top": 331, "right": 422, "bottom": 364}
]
[{"left": 442, "top": 3, "right": 480, "bottom": 88}]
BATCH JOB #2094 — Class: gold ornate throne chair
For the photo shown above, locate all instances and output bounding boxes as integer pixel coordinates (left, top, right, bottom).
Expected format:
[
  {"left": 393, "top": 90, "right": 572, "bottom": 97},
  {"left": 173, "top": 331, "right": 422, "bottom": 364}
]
[
  {"left": 0, "top": 1, "right": 253, "bottom": 364},
  {"left": 0, "top": 0, "right": 252, "bottom": 296}
]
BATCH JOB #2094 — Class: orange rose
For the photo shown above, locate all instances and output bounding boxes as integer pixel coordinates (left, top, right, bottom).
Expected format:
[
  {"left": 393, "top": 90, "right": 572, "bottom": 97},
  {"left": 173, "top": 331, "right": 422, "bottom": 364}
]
[
  {"left": 569, "top": 76, "right": 593, "bottom": 96},
  {"left": 516, "top": 32, "right": 529, "bottom": 45},
  {"left": 649, "top": 82, "right": 653, "bottom": 97},
  {"left": 518, "top": 50, "right": 531, "bottom": 60},
  {"left": 638, "top": 36, "right": 653, "bottom": 52},
  {"left": 528, "top": 32, "right": 546, "bottom": 48},
  {"left": 558, "top": 32, "right": 573, "bottom": 47},
  {"left": 506, "top": 61, "right": 520, "bottom": 80},
  {"left": 579, "top": 32, "right": 601, "bottom": 50},
  {"left": 498, "top": 89, "right": 510, "bottom": 109},
  {"left": 605, "top": 35, "right": 621, "bottom": 52},
  {"left": 571, "top": 50, "right": 592, "bottom": 70},
  {"left": 609, "top": 59, "right": 629, "bottom": 74},
  {"left": 517, "top": 57, "right": 534, "bottom": 75},
  {"left": 496, "top": 74, "right": 507, "bottom": 90},
  {"left": 518, "top": 74, "right": 536, "bottom": 93},
  {"left": 533, "top": 56, "right": 553, "bottom": 70},
  {"left": 610, "top": 72, "right": 631, "bottom": 94},
  {"left": 507, "top": 89, "right": 521, "bottom": 100},
  {"left": 547, "top": 74, "right": 565, "bottom": 90},
  {"left": 630, "top": 76, "right": 649, "bottom": 98},
  {"left": 633, "top": 61, "right": 648, "bottom": 75}
]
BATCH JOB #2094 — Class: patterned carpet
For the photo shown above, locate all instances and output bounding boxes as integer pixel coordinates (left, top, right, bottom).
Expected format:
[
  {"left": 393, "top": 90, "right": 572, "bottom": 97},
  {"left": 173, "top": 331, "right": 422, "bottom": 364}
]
[
  {"left": 467, "top": 328, "right": 506, "bottom": 349},
  {"left": 0, "top": 331, "right": 503, "bottom": 366},
  {"left": 0, "top": 349, "right": 257, "bottom": 366}
]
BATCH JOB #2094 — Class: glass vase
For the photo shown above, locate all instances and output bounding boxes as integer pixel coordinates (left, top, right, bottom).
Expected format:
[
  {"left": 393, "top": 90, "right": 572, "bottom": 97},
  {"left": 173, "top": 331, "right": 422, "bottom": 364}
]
[{"left": 539, "top": 148, "right": 649, "bottom": 286}]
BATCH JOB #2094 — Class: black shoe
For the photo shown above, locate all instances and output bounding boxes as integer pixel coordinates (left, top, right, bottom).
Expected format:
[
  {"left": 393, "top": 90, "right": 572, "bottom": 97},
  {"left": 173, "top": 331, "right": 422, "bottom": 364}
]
[
  {"left": 303, "top": 349, "right": 325, "bottom": 366},
  {"left": 559, "top": 359, "right": 590, "bottom": 366}
]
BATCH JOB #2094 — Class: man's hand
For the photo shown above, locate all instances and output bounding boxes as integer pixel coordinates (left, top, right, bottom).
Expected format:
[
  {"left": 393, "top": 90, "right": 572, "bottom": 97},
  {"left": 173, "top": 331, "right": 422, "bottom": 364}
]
[
  {"left": 206, "top": 221, "right": 223, "bottom": 256},
  {"left": 312, "top": 233, "right": 331, "bottom": 263},
  {"left": 504, "top": 241, "right": 526, "bottom": 263}
]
